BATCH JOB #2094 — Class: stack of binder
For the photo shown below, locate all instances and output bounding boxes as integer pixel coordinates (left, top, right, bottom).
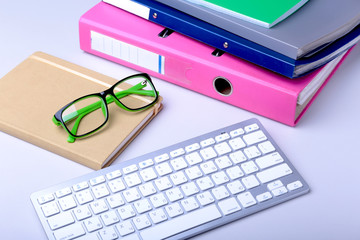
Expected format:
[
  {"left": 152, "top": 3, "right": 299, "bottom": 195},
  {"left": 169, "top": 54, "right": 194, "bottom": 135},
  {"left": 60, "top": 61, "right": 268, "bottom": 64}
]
[{"left": 79, "top": 0, "right": 360, "bottom": 126}]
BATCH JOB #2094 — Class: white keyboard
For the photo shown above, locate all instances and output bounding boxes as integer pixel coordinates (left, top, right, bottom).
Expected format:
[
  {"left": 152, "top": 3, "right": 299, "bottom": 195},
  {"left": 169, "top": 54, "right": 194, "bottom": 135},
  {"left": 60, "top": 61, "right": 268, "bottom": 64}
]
[{"left": 31, "top": 118, "right": 309, "bottom": 240}]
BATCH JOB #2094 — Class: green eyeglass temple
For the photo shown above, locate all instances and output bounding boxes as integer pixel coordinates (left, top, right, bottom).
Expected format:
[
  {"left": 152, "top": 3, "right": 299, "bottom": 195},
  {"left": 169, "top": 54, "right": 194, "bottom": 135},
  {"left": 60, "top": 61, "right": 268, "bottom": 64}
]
[{"left": 53, "top": 80, "right": 158, "bottom": 143}]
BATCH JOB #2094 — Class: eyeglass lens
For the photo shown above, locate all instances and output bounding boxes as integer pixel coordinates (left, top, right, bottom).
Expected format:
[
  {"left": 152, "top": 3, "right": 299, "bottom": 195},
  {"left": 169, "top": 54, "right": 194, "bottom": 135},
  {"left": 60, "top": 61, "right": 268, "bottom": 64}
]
[
  {"left": 61, "top": 95, "right": 107, "bottom": 136},
  {"left": 113, "top": 75, "right": 156, "bottom": 110}
]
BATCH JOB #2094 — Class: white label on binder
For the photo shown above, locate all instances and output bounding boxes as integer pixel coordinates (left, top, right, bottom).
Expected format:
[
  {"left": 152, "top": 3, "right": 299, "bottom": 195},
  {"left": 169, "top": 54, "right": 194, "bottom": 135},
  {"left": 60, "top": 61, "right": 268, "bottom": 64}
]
[
  {"left": 103, "top": 0, "right": 150, "bottom": 19},
  {"left": 91, "top": 31, "right": 165, "bottom": 75}
]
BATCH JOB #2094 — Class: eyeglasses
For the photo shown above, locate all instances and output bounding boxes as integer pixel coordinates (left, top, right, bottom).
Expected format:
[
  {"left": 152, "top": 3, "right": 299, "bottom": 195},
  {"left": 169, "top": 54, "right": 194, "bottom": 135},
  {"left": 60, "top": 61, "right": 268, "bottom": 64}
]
[{"left": 52, "top": 73, "right": 159, "bottom": 143}]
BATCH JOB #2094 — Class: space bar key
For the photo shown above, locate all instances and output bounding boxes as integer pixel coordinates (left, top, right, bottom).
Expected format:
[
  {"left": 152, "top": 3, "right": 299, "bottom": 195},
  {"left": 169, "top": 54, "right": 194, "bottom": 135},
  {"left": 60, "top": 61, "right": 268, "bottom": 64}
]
[{"left": 140, "top": 205, "right": 222, "bottom": 240}]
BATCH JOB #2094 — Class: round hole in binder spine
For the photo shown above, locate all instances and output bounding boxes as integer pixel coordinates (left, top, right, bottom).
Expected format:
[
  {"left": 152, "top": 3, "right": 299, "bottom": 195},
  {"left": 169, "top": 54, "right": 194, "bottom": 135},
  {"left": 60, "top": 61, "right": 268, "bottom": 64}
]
[{"left": 213, "top": 77, "right": 233, "bottom": 96}]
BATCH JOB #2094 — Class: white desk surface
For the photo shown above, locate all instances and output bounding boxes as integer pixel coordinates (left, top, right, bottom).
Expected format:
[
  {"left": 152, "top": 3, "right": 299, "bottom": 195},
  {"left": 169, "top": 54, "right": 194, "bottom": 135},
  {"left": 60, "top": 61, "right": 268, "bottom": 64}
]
[{"left": 1, "top": 1, "right": 360, "bottom": 240}]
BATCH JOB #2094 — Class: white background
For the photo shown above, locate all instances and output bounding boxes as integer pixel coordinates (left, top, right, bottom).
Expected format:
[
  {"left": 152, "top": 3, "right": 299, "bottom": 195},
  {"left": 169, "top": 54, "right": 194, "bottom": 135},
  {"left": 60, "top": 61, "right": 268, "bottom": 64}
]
[{"left": 1, "top": 1, "right": 360, "bottom": 239}]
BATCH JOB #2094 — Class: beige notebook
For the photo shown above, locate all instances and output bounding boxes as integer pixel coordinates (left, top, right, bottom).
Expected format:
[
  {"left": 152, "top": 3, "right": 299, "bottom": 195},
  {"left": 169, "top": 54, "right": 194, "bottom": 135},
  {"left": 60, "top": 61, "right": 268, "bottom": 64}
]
[{"left": 0, "top": 52, "right": 163, "bottom": 169}]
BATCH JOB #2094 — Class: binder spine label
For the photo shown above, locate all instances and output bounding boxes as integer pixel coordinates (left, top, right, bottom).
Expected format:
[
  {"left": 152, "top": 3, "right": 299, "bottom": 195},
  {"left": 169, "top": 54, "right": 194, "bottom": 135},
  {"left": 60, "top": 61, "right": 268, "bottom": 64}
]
[
  {"left": 103, "top": 0, "right": 150, "bottom": 19},
  {"left": 91, "top": 31, "right": 165, "bottom": 74}
]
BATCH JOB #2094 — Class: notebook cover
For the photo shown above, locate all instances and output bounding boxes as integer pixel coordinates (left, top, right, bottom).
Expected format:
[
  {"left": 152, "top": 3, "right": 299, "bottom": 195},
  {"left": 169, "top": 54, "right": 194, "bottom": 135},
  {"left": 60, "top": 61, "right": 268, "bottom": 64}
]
[
  {"left": 0, "top": 52, "right": 163, "bottom": 170},
  {"left": 182, "top": 0, "right": 308, "bottom": 28},
  {"left": 154, "top": 0, "right": 360, "bottom": 59},
  {"left": 79, "top": 2, "right": 353, "bottom": 126},
  {"left": 102, "top": 0, "right": 359, "bottom": 78}
]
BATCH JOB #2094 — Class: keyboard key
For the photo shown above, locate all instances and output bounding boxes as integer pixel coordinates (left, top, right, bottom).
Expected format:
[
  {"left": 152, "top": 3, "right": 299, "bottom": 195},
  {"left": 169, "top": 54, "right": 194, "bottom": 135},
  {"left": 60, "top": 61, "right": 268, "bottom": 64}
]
[
  {"left": 41, "top": 202, "right": 60, "bottom": 217},
  {"left": 58, "top": 195, "right": 77, "bottom": 211},
  {"left": 230, "top": 128, "right": 245, "bottom": 137},
  {"left": 116, "top": 220, "right": 135, "bottom": 236},
  {"left": 211, "top": 171, "right": 229, "bottom": 185},
  {"left": 227, "top": 180, "right": 245, "bottom": 195},
  {"left": 72, "top": 181, "right": 88, "bottom": 192},
  {"left": 139, "top": 159, "right": 154, "bottom": 169},
  {"left": 37, "top": 193, "right": 54, "bottom": 204},
  {"left": 99, "top": 226, "right": 118, "bottom": 240},
  {"left": 272, "top": 186, "right": 288, "bottom": 197},
  {"left": 165, "top": 202, "right": 184, "bottom": 218},
  {"left": 107, "top": 193, "right": 125, "bottom": 208},
  {"left": 196, "top": 176, "right": 215, "bottom": 191},
  {"left": 120, "top": 233, "right": 140, "bottom": 240},
  {"left": 55, "top": 187, "right": 72, "bottom": 198},
  {"left": 215, "top": 132, "right": 230, "bottom": 142},
  {"left": 149, "top": 209, "right": 168, "bottom": 224},
  {"left": 134, "top": 199, "right": 152, "bottom": 214},
  {"left": 181, "top": 182, "right": 200, "bottom": 196},
  {"left": 243, "top": 130, "right": 267, "bottom": 146},
  {"left": 196, "top": 191, "right": 215, "bottom": 206},
  {"left": 53, "top": 222, "right": 85, "bottom": 240},
  {"left": 244, "top": 146, "right": 261, "bottom": 159},
  {"left": 214, "top": 142, "right": 232, "bottom": 156},
  {"left": 89, "top": 175, "right": 105, "bottom": 186},
  {"left": 185, "top": 152, "right": 203, "bottom": 165},
  {"left": 154, "top": 153, "right": 169, "bottom": 163},
  {"left": 170, "top": 148, "right": 185, "bottom": 158},
  {"left": 149, "top": 193, "right": 168, "bottom": 208},
  {"left": 256, "top": 192, "right": 272, "bottom": 203},
  {"left": 200, "top": 147, "right": 217, "bottom": 160},
  {"left": 139, "top": 167, "right": 157, "bottom": 182},
  {"left": 123, "top": 188, "right": 141, "bottom": 203},
  {"left": 200, "top": 138, "right": 215, "bottom": 147},
  {"left": 256, "top": 152, "right": 284, "bottom": 169},
  {"left": 90, "top": 199, "right": 108, "bottom": 214},
  {"left": 267, "top": 180, "right": 284, "bottom": 191},
  {"left": 215, "top": 156, "right": 233, "bottom": 169},
  {"left": 92, "top": 183, "right": 110, "bottom": 199},
  {"left": 200, "top": 161, "right": 218, "bottom": 175},
  {"left": 155, "top": 162, "right": 173, "bottom": 176},
  {"left": 48, "top": 211, "right": 74, "bottom": 230},
  {"left": 244, "top": 123, "right": 259, "bottom": 133},
  {"left": 226, "top": 166, "right": 244, "bottom": 180},
  {"left": 76, "top": 233, "right": 101, "bottom": 240},
  {"left": 212, "top": 186, "right": 230, "bottom": 200},
  {"left": 140, "top": 205, "right": 221, "bottom": 240},
  {"left": 101, "top": 211, "right": 120, "bottom": 226},
  {"left": 242, "top": 175, "right": 260, "bottom": 189},
  {"left": 185, "top": 166, "right": 203, "bottom": 180},
  {"left": 287, "top": 180, "right": 303, "bottom": 191},
  {"left": 181, "top": 197, "right": 200, "bottom": 212},
  {"left": 166, "top": 187, "right": 184, "bottom": 202},
  {"left": 84, "top": 216, "right": 102, "bottom": 232},
  {"left": 75, "top": 189, "right": 94, "bottom": 205},
  {"left": 218, "top": 197, "right": 241, "bottom": 215},
  {"left": 256, "top": 163, "right": 293, "bottom": 184},
  {"left": 229, "top": 150, "right": 247, "bottom": 164},
  {"left": 185, "top": 143, "right": 200, "bottom": 153},
  {"left": 154, "top": 177, "right": 172, "bottom": 191},
  {"left": 237, "top": 192, "right": 257, "bottom": 208},
  {"left": 123, "top": 164, "right": 138, "bottom": 174},
  {"left": 170, "top": 157, "right": 188, "bottom": 171},
  {"left": 118, "top": 205, "right": 136, "bottom": 220},
  {"left": 241, "top": 161, "right": 259, "bottom": 175},
  {"left": 108, "top": 178, "right": 126, "bottom": 193},
  {"left": 258, "top": 141, "right": 275, "bottom": 154},
  {"left": 73, "top": 205, "right": 92, "bottom": 221},
  {"left": 228, "top": 137, "right": 246, "bottom": 150},
  {"left": 170, "top": 171, "right": 187, "bottom": 186},
  {"left": 124, "top": 173, "right": 142, "bottom": 187},
  {"left": 106, "top": 170, "right": 122, "bottom": 180},
  {"left": 138, "top": 182, "right": 157, "bottom": 197}
]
